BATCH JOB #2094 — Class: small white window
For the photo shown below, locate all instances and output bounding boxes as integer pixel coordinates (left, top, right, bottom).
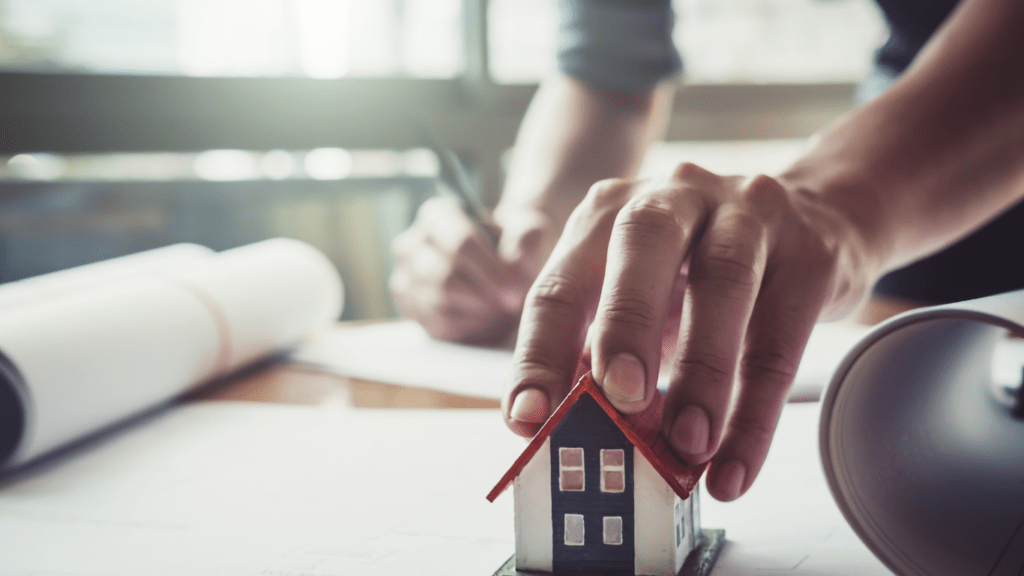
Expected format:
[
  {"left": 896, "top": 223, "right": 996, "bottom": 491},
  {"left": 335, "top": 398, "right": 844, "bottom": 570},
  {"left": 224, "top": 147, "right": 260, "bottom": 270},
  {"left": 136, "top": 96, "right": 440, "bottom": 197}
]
[
  {"left": 559, "top": 447, "right": 585, "bottom": 491},
  {"left": 565, "top": 514, "right": 585, "bottom": 545},
  {"left": 600, "top": 449, "right": 625, "bottom": 493},
  {"left": 603, "top": 516, "right": 623, "bottom": 545}
]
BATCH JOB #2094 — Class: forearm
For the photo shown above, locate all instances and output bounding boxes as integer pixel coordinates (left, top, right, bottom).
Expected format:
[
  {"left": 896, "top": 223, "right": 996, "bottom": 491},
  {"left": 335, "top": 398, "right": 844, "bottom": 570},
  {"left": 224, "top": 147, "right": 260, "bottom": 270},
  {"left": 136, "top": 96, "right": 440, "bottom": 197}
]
[
  {"left": 495, "top": 74, "right": 675, "bottom": 233},
  {"left": 780, "top": 0, "right": 1024, "bottom": 276}
]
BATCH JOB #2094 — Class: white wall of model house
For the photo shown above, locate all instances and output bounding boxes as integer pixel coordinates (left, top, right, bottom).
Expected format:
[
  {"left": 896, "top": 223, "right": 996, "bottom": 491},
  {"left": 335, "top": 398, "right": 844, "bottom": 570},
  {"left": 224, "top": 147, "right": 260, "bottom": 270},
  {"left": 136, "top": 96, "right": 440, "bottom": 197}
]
[
  {"left": 513, "top": 439, "right": 698, "bottom": 576},
  {"left": 513, "top": 437, "right": 553, "bottom": 572}
]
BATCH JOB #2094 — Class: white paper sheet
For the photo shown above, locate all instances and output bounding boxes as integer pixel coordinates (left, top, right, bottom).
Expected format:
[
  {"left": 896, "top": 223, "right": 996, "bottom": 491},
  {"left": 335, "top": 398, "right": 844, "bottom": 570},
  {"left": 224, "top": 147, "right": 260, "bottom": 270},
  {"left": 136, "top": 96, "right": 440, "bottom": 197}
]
[
  {"left": 292, "top": 320, "right": 516, "bottom": 398},
  {"left": 0, "top": 403, "right": 524, "bottom": 576},
  {"left": 291, "top": 320, "right": 873, "bottom": 402},
  {"left": 0, "top": 402, "right": 891, "bottom": 575}
]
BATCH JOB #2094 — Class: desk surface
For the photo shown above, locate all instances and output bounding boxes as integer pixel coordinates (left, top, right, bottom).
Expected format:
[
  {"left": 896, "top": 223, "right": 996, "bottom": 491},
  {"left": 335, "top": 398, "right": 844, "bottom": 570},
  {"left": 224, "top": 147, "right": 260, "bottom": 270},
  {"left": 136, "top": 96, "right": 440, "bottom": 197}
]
[
  {"left": 0, "top": 392, "right": 892, "bottom": 576},
  {"left": 0, "top": 299, "right": 914, "bottom": 576},
  {"left": 205, "top": 295, "right": 920, "bottom": 410},
  {"left": 168, "top": 298, "right": 911, "bottom": 576}
]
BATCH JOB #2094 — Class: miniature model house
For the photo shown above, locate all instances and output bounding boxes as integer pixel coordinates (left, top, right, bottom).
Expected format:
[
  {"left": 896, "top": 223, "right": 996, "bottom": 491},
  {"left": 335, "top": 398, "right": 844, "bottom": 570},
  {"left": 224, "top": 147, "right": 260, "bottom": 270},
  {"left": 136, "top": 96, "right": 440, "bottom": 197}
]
[{"left": 488, "top": 373, "right": 708, "bottom": 576}]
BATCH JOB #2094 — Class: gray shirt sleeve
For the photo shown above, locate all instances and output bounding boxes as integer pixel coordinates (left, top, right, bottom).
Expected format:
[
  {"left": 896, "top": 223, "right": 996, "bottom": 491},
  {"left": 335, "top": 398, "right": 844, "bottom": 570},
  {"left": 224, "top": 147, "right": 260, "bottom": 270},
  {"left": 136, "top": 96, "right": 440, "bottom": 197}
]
[{"left": 557, "top": 0, "right": 682, "bottom": 91}]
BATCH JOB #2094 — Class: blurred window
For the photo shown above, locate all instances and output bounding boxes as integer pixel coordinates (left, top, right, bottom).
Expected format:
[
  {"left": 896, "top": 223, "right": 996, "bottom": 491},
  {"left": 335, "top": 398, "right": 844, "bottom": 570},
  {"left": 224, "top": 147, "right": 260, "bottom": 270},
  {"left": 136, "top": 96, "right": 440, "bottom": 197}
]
[
  {"left": 0, "top": 0, "right": 886, "bottom": 81},
  {"left": 488, "top": 0, "right": 887, "bottom": 84},
  {"left": 0, "top": 0, "right": 462, "bottom": 77},
  {"left": 0, "top": 150, "right": 440, "bottom": 320},
  {"left": 488, "top": 0, "right": 558, "bottom": 84},
  {"left": 0, "top": 0, "right": 881, "bottom": 323},
  {"left": 639, "top": 140, "right": 808, "bottom": 178},
  {"left": 0, "top": 150, "right": 438, "bottom": 182}
]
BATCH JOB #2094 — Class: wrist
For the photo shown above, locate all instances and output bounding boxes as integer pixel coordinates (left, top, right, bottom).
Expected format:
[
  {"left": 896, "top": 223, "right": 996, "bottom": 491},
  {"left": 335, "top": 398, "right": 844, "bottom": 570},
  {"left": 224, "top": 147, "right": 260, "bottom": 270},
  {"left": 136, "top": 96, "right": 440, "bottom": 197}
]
[
  {"left": 776, "top": 169, "right": 890, "bottom": 319},
  {"left": 778, "top": 149, "right": 900, "bottom": 267}
]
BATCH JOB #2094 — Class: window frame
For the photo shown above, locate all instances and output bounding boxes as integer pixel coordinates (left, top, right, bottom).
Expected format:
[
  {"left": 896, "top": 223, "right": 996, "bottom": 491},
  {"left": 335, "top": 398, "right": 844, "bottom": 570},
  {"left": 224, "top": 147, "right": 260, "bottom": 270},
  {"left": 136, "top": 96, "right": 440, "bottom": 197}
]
[
  {"left": 564, "top": 513, "right": 585, "bottom": 546},
  {"left": 558, "top": 446, "right": 585, "bottom": 492},
  {"left": 603, "top": 515, "right": 623, "bottom": 546},
  {"left": 599, "top": 448, "right": 625, "bottom": 493}
]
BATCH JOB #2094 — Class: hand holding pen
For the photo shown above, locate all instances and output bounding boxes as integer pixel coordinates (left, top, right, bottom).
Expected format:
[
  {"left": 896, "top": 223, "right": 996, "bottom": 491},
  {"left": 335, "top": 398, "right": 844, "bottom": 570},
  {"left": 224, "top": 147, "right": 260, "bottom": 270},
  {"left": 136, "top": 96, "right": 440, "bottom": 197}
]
[
  {"left": 389, "top": 131, "right": 558, "bottom": 345},
  {"left": 431, "top": 144, "right": 501, "bottom": 248}
]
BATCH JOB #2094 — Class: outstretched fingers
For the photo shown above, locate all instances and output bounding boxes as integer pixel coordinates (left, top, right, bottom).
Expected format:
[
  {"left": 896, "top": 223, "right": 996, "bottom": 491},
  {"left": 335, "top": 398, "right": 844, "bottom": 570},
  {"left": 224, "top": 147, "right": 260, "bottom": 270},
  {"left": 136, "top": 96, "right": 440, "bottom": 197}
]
[
  {"left": 504, "top": 162, "right": 856, "bottom": 503},
  {"left": 390, "top": 196, "right": 517, "bottom": 343},
  {"left": 589, "top": 184, "right": 710, "bottom": 413},
  {"left": 705, "top": 236, "right": 834, "bottom": 501},
  {"left": 662, "top": 198, "right": 770, "bottom": 467},
  {"left": 503, "top": 179, "right": 635, "bottom": 436}
]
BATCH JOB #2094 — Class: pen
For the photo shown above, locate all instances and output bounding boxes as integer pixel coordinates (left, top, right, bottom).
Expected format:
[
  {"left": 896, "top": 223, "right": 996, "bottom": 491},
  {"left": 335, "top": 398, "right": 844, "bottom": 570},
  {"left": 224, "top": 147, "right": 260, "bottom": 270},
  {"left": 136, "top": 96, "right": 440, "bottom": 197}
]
[
  {"left": 431, "top": 145, "right": 500, "bottom": 247},
  {"left": 414, "top": 117, "right": 501, "bottom": 248}
]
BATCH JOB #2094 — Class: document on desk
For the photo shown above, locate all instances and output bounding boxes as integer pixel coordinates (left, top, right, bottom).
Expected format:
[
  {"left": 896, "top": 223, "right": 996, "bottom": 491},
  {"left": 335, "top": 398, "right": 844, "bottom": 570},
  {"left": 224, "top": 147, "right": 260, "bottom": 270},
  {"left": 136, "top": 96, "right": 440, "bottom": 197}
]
[
  {"left": 0, "top": 238, "right": 343, "bottom": 472},
  {"left": 0, "top": 403, "right": 525, "bottom": 576},
  {"left": 291, "top": 320, "right": 874, "bottom": 401},
  {"left": 0, "top": 401, "right": 892, "bottom": 575}
]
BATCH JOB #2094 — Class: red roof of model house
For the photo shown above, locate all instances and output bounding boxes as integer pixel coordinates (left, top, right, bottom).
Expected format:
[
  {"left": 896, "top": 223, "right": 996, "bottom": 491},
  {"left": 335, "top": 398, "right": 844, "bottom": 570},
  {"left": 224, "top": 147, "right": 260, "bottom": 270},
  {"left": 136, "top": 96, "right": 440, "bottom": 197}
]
[{"left": 487, "top": 372, "right": 708, "bottom": 502}]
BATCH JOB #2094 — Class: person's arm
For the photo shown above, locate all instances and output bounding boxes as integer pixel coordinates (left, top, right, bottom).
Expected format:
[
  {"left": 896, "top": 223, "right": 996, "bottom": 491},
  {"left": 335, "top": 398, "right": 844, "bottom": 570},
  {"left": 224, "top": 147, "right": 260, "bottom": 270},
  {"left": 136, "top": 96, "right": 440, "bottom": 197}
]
[
  {"left": 389, "top": 76, "right": 670, "bottom": 344},
  {"left": 492, "top": 74, "right": 675, "bottom": 291},
  {"left": 781, "top": 0, "right": 1024, "bottom": 273},
  {"left": 391, "top": 0, "right": 680, "bottom": 345},
  {"left": 503, "top": 0, "right": 1024, "bottom": 502}
]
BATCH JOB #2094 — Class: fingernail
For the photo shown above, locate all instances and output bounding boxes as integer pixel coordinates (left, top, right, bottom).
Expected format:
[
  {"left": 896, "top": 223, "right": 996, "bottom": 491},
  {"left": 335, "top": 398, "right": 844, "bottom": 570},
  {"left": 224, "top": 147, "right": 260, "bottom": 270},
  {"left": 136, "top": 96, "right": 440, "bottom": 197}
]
[
  {"left": 603, "top": 354, "right": 646, "bottom": 405},
  {"left": 509, "top": 389, "right": 549, "bottom": 424},
  {"left": 671, "top": 405, "right": 710, "bottom": 456},
  {"left": 717, "top": 460, "right": 747, "bottom": 501}
]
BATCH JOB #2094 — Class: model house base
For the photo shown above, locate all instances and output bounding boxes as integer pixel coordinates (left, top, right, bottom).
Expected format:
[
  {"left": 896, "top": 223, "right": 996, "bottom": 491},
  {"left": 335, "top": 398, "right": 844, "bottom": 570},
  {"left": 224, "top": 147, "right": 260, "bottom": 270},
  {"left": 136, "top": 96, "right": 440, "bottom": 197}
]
[{"left": 492, "top": 528, "right": 725, "bottom": 576}]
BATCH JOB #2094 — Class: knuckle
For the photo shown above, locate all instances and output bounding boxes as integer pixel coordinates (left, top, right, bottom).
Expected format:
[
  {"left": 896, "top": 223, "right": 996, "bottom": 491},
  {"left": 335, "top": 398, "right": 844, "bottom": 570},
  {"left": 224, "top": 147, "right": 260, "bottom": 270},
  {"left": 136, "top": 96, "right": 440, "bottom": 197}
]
[
  {"left": 741, "top": 174, "right": 787, "bottom": 206},
  {"left": 728, "top": 411, "right": 778, "bottom": 447},
  {"left": 514, "top": 350, "right": 574, "bottom": 383},
  {"left": 672, "top": 161, "right": 712, "bottom": 182},
  {"left": 692, "top": 209, "right": 768, "bottom": 293},
  {"left": 698, "top": 240, "right": 761, "bottom": 292},
  {"left": 528, "top": 273, "right": 587, "bottom": 316},
  {"left": 720, "top": 208, "right": 766, "bottom": 240},
  {"left": 584, "top": 178, "right": 633, "bottom": 210},
  {"left": 614, "top": 196, "right": 683, "bottom": 250},
  {"left": 599, "top": 292, "right": 659, "bottom": 332},
  {"left": 677, "top": 352, "right": 735, "bottom": 385},
  {"left": 741, "top": 347, "right": 799, "bottom": 387},
  {"left": 513, "top": 337, "right": 583, "bottom": 389},
  {"left": 512, "top": 225, "right": 544, "bottom": 255}
]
